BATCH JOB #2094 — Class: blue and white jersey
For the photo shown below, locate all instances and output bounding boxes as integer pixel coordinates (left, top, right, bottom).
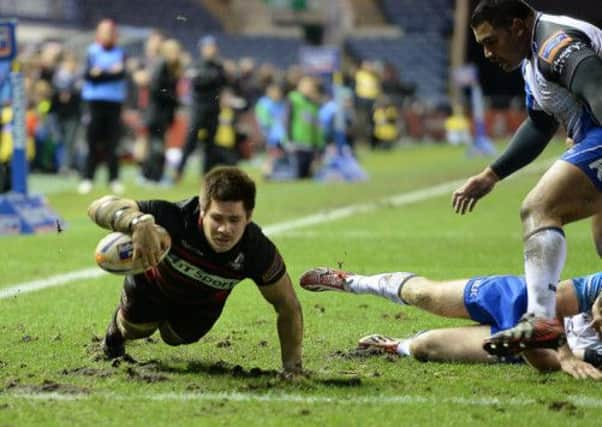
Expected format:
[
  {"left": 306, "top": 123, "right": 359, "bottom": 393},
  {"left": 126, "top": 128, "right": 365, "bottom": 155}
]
[
  {"left": 522, "top": 13, "right": 602, "bottom": 143},
  {"left": 565, "top": 312, "right": 600, "bottom": 351},
  {"left": 571, "top": 272, "right": 602, "bottom": 314},
  {"left": 565, "top": 272, "right": 602, "bottom": 350}
]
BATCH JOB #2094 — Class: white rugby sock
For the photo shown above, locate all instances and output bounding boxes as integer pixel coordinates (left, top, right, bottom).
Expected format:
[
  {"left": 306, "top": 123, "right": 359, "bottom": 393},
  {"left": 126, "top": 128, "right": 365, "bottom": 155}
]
[
  {"left": 524, "top": 227, "right": 566, "bottom": 318},
  {"left": 396, "top": 339, "right": 412, "bottom": 357},
  {"left": 346, "top": 272, "right": 416, "bottom": 305}
]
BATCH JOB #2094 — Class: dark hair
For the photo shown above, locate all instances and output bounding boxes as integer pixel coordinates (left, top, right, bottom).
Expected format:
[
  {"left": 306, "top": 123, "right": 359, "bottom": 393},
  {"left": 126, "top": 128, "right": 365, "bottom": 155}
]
[
  {"left": 201, "top": 166, "right": 256, "bottom": 214},
  {"left": 471, "top": 0, "right": 534, "bottom": 29}
]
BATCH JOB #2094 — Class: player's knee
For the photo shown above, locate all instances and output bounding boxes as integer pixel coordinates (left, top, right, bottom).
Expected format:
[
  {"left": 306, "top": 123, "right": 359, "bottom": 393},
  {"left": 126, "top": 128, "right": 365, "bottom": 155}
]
[
  {"left": 519, "top": 197, "right": 539, "bottom": 224},
  {"left": 409, "top": 333, "right": 439, "bottom": 362},
  {"left": 118, "top": 312, "right": 158, "bottom": 340},
  {"left": 403, "top": 282, "right": 434, "bottom": 309},
  {"left": 520, "top": 195, "right": 556, "bottom": 228},
  {"left": 159, "top": 323, "right": 189, "bottom": 346}
]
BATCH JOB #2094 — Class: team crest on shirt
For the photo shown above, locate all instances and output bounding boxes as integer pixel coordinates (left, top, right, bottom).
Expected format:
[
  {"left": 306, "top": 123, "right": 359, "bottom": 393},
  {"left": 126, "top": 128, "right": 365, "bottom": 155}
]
[
  {"left": 538, "top": 31, "right": 573, "bottom": 64},
  {"left": 228, "top": 253, "right": 245, "bottom": 271}
]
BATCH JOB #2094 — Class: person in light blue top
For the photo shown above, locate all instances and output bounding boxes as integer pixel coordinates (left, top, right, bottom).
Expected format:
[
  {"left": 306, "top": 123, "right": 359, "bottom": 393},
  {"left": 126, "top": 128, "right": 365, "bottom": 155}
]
[
  {"left": 78, "top": 19, "right": 127, "bottom": 195},
  {"left": 255, "top": 83, "right": 288, "bottom": 177}
]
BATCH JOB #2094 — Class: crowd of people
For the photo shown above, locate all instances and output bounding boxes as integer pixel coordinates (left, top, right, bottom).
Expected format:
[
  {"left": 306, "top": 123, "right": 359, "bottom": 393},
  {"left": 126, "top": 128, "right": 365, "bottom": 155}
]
[{"left": 0, "top": 18, "right": 425, "bottom": 193}]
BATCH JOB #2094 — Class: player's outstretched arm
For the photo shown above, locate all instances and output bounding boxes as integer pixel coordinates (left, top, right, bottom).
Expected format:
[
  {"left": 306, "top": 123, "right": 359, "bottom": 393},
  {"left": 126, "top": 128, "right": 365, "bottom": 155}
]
[
  {"left": 522, "top": 349, "right": 560, "bottom": 373},
  {"left": 558, "top": 343, "right": 602, "bottom": 380},
  {"left": 259, "top": 272, "right": 304, "bottom": 375},
  {"left": 88, "top": 195, "right": 147, "bottom": 233},
  {"left": 452, "top": 111, "right": 558, "bottom": 215},
  {"left": 452, "top": 167, "right": 499, "bottom": 214},
  {"left": 88, "top": 195, "right": 165, "bottom": 268}
]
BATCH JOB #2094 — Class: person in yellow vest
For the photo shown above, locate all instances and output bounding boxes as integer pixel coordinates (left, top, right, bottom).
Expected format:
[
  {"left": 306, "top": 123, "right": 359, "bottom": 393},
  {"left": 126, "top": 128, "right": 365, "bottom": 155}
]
[
  {"left": 354, "top": 61, "right": 381, "bottom": 141},
  {"left": 445, "top": 104, "right": 472, "bottom": 146},
  {"left": 211, "top": 87, "right": 246, "bottom": 167},
  {"left": 371, "top": 95, "right": 399, "bottom": 150}
]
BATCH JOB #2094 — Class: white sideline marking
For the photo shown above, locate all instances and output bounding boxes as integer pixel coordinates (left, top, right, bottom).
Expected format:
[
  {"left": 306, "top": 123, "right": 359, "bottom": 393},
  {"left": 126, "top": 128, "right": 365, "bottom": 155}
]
[
  {"left": 0, "top": 158, "right": 554, "bottom": 301},
  {"left": 5, "top": 391, "right": 602, "bottom": 408},
  {"left": 0, "top": 268, "right": 106, "bottom": 300}
]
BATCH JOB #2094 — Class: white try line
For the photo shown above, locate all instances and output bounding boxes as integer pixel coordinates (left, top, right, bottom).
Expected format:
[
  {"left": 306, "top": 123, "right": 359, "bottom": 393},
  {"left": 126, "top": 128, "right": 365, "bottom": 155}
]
[
  {"left": 0, "top": 158, "right": 554, "bottom": 301},
  {"left": 4, "top": 390, "right": 602, "bottom": 408}
]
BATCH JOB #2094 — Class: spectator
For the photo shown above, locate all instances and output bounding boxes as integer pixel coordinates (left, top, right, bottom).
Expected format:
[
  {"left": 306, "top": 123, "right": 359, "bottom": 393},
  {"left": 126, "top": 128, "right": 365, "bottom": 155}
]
[
  {"left": 256, "top": 82, "right": 287, "bottom": 177},
  {"left": 354, "top": 60, "right": 381, "bottom": 140},
  {"left": 319, "top": 86, "right": 355, "bottom": 149},
  {"left": 52, "top": 51, "right": 83, "bottom": 173},
  {"left": 236, "top": 57, "right": 262, "bottom": 107},
  {"left": 140, "top": 39, "right": 183, "bottom": 184},
  {"left": 79, "top": 19, "right": 127, "bottom": 195},
  {"left": 371, "top": 95, "right": 400, "bottom": 150},
  {"left": 176, "top": 35, "right": 227, "bottom": 179},
  {"left": 212, "top": 87, "right": 246, "bottom": 167},
  {"left": 286, "top": 76, "right": 325, "bottom": 178},
  {"left": 30, "top": 80, "right": 61, "bottom": 172}
]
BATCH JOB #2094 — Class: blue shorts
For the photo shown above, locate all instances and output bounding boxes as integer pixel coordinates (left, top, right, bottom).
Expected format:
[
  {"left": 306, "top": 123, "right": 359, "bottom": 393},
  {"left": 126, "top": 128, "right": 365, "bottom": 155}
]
[
  {"left": 561, "top": 127, "right": 602, "bottom": 192},
  {"left": 463, "top": 275, "right": 528, "bottom": 334}
]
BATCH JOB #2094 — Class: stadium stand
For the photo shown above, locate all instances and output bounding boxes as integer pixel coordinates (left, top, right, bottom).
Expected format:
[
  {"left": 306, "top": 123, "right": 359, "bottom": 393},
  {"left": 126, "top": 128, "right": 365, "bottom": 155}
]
[
  {"left": 343, "top": 0, "right": 455, "bottom": 103},
  {"left": 345, "top": 32, "right": 449, "bottom": 102}
]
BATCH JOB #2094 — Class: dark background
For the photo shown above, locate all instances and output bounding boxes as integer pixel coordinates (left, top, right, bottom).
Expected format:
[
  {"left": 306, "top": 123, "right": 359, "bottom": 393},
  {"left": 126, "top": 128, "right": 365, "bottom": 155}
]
[{"left": 467, "top": 0, "right": 602, "bottom": 104}]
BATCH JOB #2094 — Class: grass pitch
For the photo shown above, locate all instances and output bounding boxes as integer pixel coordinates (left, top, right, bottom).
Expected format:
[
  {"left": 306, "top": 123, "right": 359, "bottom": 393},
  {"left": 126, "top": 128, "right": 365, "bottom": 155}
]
[{"left": 1, "top": 142, "right": 602, "bottom": 426}]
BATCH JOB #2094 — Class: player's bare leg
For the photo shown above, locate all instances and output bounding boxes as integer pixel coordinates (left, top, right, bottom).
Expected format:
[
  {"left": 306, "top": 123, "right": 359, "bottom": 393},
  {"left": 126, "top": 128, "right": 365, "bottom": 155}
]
[
  {"left": 359, "top": 326, "right": 496, "bottom": 363},
  {"left": 485, "top": 161, "right": 602, "bottom": 356},
  {"left": 300, "top": 268, "right": 470, "bottom": 319}
]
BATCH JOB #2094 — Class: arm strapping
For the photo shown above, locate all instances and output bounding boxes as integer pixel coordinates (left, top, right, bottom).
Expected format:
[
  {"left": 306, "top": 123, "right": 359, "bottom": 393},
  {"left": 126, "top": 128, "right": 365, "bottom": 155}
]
[
  {"left": 87, "top": 195, "right": 154, "bottom": 233},
  {"left": 490, "top": 111, "right": 558, "bottom": 180}
]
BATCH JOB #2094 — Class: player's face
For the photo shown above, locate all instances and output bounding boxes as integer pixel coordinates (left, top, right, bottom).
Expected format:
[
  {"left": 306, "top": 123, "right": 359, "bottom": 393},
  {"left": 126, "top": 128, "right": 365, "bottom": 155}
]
[
  {"left": 473, "top": 21, "right": 526, "bottom": 72},
  {"left": 200, "top": 199, "right": 251, "bottom": 253}
]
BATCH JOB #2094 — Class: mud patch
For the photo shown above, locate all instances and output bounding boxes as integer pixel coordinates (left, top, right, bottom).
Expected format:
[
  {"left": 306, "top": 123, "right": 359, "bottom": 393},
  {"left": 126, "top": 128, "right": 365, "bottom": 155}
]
[
  {"left": 547, "top": 400, "right": 580, "bottom": 416},
  {"left": 125, "top": 366, "right": 168, "bottom": 383},
  {"left": 313, "top": 304, "right": 326, "bottom": 313},
  {"left": 329, "top": 347, "right": 389, "bottom": 359},
  {"left": 5, "top": 379, "right": 89, "bottom": 395},
  {"left": 61, "top": 367, "right": 113, "bottom": 378},
  {"left": 185, "top": 360, "right": 279, "bottom": 379},
  {"left": 318, "top": 376, "right": 362, "bottom": 387},
  {"left": 394, "top": 312, "right": 408, "bottom": 320}
]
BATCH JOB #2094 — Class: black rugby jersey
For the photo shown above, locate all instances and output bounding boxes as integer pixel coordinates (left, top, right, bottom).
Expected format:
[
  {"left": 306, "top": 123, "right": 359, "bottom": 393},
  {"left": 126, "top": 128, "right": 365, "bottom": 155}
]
[{"left": 135, "top": 197, "right": 286, "bottom": 304}]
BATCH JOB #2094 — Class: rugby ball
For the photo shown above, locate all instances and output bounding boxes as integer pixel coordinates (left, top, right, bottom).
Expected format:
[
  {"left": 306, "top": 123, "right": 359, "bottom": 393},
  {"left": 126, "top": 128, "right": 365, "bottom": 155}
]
[{"left": 94, "top": 225, "right": 171, "bottom": 275}]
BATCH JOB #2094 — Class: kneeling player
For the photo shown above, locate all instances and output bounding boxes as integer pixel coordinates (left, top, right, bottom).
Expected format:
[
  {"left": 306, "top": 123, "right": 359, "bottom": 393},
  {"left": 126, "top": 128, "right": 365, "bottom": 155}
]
[
  {"left": 300, "top": 268, "right": 602, "bottom": 379},
  {"left": 89, "top": 166, "right": 304, "bottom": 375}
]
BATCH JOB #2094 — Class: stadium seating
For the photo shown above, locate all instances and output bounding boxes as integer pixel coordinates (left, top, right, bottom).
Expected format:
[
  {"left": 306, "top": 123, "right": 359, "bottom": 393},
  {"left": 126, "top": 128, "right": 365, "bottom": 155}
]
[
  {"left": 342, "top": 0, "right": 455, "bottom": 103},
  {"left": 380, "top": 0, "right": 454, "bottom": 34},
  {"left": 345, "top": 33, "right": 449, "bottom": 102},
  {"left": 77, "top": 0, "right": 222, "bottom": 33}
]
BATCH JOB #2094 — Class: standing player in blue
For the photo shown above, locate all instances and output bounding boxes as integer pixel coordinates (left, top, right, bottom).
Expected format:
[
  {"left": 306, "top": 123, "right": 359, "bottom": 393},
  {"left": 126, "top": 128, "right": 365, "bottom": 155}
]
[
  {"left": 451, "top": 0, "right": 602, "bottom": 356},
  {"left": 300, "top": 267, "right": 602, "bottom": 379},
  {"left": 88, "top": 167, "right": 304, "bottom": 375}
]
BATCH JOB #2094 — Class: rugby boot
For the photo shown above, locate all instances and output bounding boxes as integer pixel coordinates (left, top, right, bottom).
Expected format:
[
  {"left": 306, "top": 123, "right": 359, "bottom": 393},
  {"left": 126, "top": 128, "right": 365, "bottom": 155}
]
[
  {"left": 299, "top": 267, "right": 351, "bottom": 292},
  {"left": 357, "top": 334, "right": 402, "bottom": 355},
  {"left": 483, "top": 313, "right": 566, "bottom": 357},
  {"left": 102, "top": 307, "right": 126, "bottom": 359}
]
